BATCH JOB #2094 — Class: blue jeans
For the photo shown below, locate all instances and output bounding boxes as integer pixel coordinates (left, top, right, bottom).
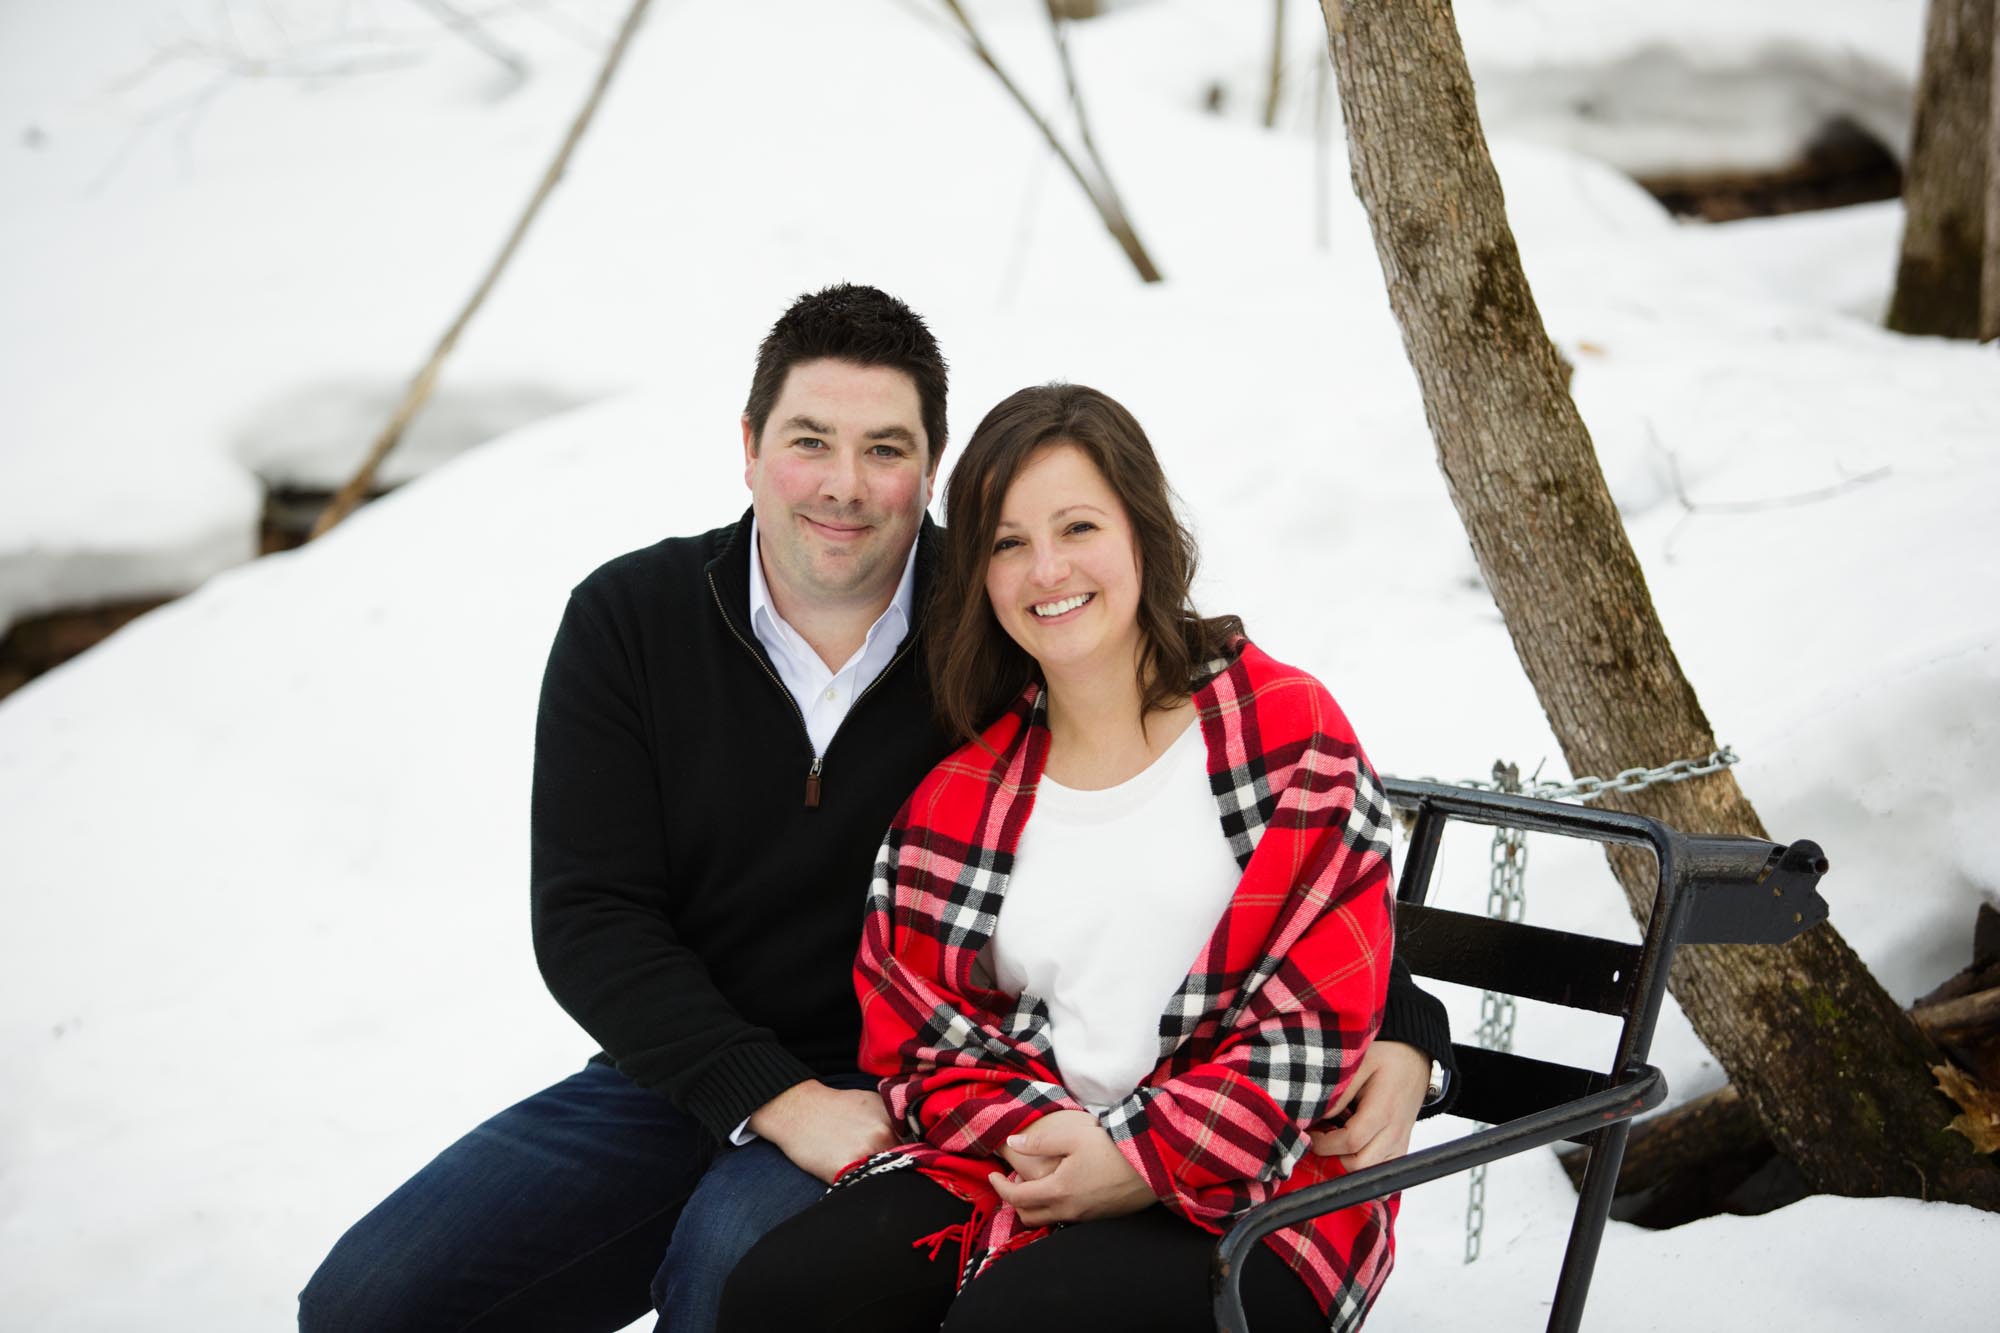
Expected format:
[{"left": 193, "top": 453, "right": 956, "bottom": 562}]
[{"left": 299, "top": 1062, "right": 860, "bottom": 1332}]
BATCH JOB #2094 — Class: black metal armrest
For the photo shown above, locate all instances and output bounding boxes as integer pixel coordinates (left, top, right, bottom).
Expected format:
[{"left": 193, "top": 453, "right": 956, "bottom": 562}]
[{"left": 1211, "top": 1066, "right": 1667, "bottom": 1333}]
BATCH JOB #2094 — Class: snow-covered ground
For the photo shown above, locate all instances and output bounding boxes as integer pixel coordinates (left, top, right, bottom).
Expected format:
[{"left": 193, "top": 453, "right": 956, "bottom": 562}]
[{"left": 3, "top": 0, "right": 1995, "bottom": 1328}]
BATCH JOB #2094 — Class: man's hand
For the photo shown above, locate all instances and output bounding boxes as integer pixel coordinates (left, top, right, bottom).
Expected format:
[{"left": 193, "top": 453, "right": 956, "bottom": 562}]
[
  {"left": 747, "top": 1080, "right": 898, "bottom": 1184},
  {"left": 987, "top": 1110, "right": 1155, "bottom": 1226},
  {"left": 1309, "top": 1040, "right": 1430, "bottom": 1171}
]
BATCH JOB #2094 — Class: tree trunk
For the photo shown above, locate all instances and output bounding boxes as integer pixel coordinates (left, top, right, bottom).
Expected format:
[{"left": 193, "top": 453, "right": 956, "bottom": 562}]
[
  {"left": 1317, "top": 0, "right": 2000, "bottom": 1209},
  {"left": 1887, "top": 0, "right": 1996, "bottom": 339},
  {"left": 1561, "top": 977, "right": 2000, "bottom": 1213},
  {"left": 1983, "top": 13, "right": 2000, "bottom": 339}
]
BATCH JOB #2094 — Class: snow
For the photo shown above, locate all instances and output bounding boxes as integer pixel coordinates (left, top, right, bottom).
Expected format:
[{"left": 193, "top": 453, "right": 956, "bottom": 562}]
[{"left": 2, "top": 0, "right": 1995, "bottom": 1328}]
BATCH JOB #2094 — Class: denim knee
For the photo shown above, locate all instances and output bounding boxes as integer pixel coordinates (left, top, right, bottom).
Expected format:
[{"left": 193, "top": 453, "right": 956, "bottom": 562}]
[
  {"left": 297, "top": 1226, "right": 440, "bottom": 1333},
  {"left": 651, "top": 1139, "right": 826, "bottom": 1322}
]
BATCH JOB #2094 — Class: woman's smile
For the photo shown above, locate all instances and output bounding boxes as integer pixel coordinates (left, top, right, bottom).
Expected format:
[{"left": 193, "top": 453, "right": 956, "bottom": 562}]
[{"left": 1030, "top": 592, "right": 1095, "bottom": 621}]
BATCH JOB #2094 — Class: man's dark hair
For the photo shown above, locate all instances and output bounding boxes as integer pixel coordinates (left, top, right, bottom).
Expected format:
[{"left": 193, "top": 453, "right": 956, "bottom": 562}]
[{"left": 743, "top": 284, "right": 950, "bottom": 470}]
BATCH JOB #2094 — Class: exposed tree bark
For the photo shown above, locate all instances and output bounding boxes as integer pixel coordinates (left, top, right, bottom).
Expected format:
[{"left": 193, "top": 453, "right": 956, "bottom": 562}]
[
  {"left": 1562, "top": 1085, "right": 1758, "bottom": 1192},
  {"left": 1563, "top": 982, "right": 2000, "bottom": 1206},
  {"left": 1318, "top": 0, "right": 2000, "bottom": 1209},
  {"left": 1983, "top": 14, "right": 2000, "bottom": 339},
  {"left": 1887, "top": 0, "right": 1996, "bottom": 339},
  {"left": 310, "top": 0, "right": 656, "bottom": 540}
]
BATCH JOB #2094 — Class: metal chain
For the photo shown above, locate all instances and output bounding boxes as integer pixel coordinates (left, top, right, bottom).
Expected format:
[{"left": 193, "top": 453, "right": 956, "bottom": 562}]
[
  {"left": 1465, "top": 763, "right": 1529, "bottom": 1262},
  {"left": 1443, "top": 747, "right": 1738, "bottom": 1264},
  {"left": 1420, "top": 747, "right": 1740, "bottom": 805}
]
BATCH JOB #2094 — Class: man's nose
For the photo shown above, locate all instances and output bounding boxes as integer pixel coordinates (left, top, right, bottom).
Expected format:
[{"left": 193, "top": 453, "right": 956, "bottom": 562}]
[{"left": 820, "top": 450, "right": 864, "bottom": 506}]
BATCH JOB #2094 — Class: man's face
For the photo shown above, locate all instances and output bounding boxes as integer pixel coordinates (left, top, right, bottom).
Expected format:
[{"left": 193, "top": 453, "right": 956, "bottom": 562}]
[{"left": 742, "top": 358, "right": 933, "bottom": 617}]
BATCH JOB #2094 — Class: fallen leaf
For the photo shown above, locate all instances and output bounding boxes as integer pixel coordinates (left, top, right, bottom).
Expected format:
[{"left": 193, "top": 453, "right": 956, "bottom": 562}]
[{"left": 1933, "top": 1063, "right": 2000, "bottom": 1154}]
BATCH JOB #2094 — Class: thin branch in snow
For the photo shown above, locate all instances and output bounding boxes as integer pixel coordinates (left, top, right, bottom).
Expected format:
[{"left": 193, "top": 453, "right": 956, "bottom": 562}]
[
  {"left": 1314, "top": 45, "right": 1331, "bottom": 250},
  {"left": 1648, "top": 423, "right": 1893, "bottom": 561},
  {"left": 1262, "top": 0, "right": 1285, "bottom": 129},
  {"left": 1041, "top": 0, "right": 1149, "bottom": 269},
  {"left": 407, "top": 0, "right": 532, "bottom": 86},
  {"left": 937, "top": 0, "right": 1161, "bottom": 282},
  {"left": 310, "top": 0, "right": 661, "bottom": 540}
]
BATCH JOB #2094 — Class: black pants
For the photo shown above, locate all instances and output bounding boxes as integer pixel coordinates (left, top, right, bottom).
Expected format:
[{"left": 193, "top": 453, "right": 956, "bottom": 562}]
[{"left": 718, "top": 1170, "right": 1329, "bottom": 1333}]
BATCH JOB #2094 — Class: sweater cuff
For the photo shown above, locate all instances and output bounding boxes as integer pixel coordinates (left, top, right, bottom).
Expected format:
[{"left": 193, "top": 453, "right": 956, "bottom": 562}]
[
  {"left": 1378, "top": 961, "right": 1460, "bottom": 1120},
  {"left": 678, "top": 1042, "right": 820, "bottom": 1143}
]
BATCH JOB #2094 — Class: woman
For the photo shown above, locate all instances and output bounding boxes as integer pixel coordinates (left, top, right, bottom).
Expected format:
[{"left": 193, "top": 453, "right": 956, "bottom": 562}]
[{"left": 719, "top": 384, "right": 1396, "bottom": 1333}]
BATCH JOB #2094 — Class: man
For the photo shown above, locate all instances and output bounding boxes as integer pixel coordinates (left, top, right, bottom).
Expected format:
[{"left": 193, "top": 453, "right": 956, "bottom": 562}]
[{"left": 300, "top": 284, "right": 1453, "bottom": 1332}]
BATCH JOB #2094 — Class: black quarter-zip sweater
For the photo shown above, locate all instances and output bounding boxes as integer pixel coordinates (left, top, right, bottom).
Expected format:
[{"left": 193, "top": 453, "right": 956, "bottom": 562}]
[{"left": 530, "top": 509, "right": 1452, "bottom": 1144}]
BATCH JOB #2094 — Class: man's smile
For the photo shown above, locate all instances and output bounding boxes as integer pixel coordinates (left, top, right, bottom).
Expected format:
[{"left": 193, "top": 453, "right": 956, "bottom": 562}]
[{"left": 801, "top": 514, "right": 873, "bottom": 541}]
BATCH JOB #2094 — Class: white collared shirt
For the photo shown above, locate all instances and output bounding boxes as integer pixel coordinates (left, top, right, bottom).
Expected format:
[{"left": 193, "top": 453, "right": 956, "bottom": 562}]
[
  {"left": 747, "top": 515, "right": 919, "bottom": 758},
  {"left": 730, "top": 516, "right": 919, "bottom": 1146}
]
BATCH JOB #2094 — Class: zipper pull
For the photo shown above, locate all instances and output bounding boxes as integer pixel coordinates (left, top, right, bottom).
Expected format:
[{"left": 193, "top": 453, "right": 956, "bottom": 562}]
[{"left": 805, "top": 756, "right": 824, "bottom": 809}]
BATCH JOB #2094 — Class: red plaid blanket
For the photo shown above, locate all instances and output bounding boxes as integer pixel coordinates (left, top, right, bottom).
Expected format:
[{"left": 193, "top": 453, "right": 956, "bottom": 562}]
[{"left": 845, "top": 641, "right": 1397, "bottom": 1328}]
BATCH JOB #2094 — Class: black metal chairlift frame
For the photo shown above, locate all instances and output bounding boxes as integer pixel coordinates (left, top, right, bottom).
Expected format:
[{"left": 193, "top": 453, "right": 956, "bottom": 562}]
[{"left": 1212, "top": 778, "right": 1831, "bottom": 1333}]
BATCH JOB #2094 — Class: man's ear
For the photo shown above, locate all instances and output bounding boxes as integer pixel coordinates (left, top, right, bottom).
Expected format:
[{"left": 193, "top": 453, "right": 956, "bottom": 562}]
[{"left": 741, "top": 414, "right": 757, "bottom": 488}]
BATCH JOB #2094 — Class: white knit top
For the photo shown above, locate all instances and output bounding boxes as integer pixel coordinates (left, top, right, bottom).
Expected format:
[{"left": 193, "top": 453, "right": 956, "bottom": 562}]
[{"left": 988, "top": 719, "right": 1243, "bottom": 1112}]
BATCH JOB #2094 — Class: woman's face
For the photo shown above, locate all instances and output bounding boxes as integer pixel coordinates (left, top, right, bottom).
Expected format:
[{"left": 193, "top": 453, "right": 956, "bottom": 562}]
[{"left": 983, "top": 442, "right": 1143, "bottom": 686}]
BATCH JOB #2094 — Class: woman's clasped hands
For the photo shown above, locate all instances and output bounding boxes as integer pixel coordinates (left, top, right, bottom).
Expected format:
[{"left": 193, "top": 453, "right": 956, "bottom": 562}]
[{"left": 988, "top": 1109, "right": 1156, "bottom": 1226}]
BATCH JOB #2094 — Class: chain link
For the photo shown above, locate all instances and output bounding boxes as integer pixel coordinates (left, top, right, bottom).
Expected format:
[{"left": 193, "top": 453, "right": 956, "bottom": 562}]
[
  {"left": 1436, "top": 747, "right": 1737, "bottom": 1263},
  {"left": 1412, "top": 747, "right": 1739, "bottom": 805},
  {"left": 1465, "top": 763, "right": 1531, "bottom": 1262}
]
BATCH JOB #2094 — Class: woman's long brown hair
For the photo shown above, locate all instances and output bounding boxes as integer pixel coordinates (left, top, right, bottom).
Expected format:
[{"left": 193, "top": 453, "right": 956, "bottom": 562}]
[{"left": 927, "top": 383, "right": 1243, "bottom": 747}]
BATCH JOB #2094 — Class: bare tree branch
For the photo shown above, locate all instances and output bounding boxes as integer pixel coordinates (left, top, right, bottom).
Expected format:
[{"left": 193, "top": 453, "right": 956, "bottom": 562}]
[
  {"left": 408, "top": 0, "right": 531, "bottom": 85},
  {"left": 1313, "top": 44, "right": 1332, "bottom": 249},
  {"left": 310, "top": 0, "right": 657, "bottom": 540},
  {"left": 1041, "top": 1, "right": 1155, "bottom": 280},
  {"left": 1042, "top": 4, "right": 1104, "bottom": 179},
  {"left": 939, "top": 0, "right": 1161, "bottom": 282},
  {"left": 1263, "top": 0, "right": 1287, "bottom": 129}
]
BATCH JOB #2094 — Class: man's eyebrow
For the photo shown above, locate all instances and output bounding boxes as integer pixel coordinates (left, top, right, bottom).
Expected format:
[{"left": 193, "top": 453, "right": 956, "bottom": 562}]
[
  {"left": 864, "top": 426, "right": 918, "bottom": 444},
  {"left": 780, "top": 414, "right": 833, "bottom": 435}
]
